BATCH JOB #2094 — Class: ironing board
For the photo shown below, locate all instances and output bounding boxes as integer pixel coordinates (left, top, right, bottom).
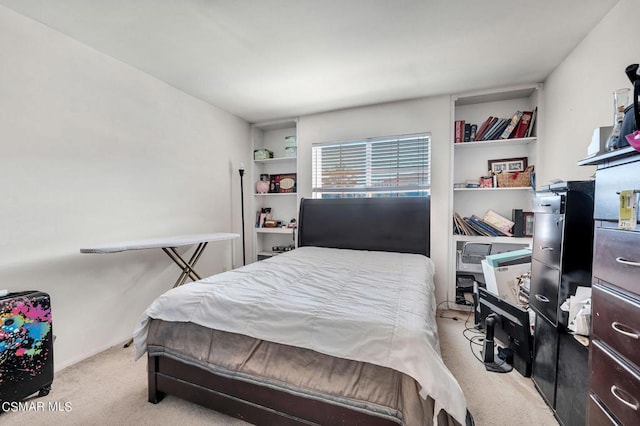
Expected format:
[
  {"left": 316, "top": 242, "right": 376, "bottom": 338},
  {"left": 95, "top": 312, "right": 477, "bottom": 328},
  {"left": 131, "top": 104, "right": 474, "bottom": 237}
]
[
  {"left": 81, "top": 232, "right": 240, "bottom": 348},
  {"left": 80, "top": 233, "right": 240, "bottom": 288}
]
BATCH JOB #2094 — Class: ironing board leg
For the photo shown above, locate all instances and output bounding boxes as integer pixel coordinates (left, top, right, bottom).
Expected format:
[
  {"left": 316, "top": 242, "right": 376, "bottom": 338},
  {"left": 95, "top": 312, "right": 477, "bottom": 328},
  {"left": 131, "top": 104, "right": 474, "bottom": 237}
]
[{"left": 162, "top": 243, "right": 208, "bottom": 288}]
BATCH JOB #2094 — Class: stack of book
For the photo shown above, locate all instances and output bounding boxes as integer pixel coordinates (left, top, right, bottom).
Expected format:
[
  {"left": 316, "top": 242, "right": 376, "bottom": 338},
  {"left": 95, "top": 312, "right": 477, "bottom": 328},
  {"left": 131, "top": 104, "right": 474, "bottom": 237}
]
[
  {"left": 454, "top": 107, "right": 537, "bottom": 143},
  {"left": 453, "top": 210, "right": 515, "bottom": 237}
]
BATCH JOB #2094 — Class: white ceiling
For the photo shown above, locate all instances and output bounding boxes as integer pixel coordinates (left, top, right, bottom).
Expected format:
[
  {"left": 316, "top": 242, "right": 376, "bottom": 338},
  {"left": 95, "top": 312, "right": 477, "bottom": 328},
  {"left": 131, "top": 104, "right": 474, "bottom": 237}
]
[{"left": 1, "top": 0, "right": 619, "bottom": 123}]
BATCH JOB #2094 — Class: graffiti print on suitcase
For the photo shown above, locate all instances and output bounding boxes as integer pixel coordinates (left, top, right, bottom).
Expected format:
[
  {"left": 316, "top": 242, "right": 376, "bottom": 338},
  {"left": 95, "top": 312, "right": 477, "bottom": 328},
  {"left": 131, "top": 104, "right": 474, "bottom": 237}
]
[{"left": 0, "top": 291, "right": 53, "bottom": 403}]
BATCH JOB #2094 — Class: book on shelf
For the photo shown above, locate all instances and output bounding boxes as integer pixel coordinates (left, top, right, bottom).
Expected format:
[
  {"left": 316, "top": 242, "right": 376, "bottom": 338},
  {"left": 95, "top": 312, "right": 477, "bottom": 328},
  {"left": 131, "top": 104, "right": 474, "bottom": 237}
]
[
  {"left": 512, "top": 110, "right": 533, "bottom": 139},
  {"left": 469, "top": 108, "right": 537, "bottom": 141},
  {"left": 469, "top": 124, "right": 478, "bottom": 141},
  {"left": 482, "top": 118, "right": 508, "bottom": 141},
  {"left": 463, "top": 123, "right": 472, "bottom": 142},
  {"left": 525, "top": 107, "right": 538, "bottom": 137},
  {"left": 475, "top": 215, "right": 513, "bottom": 237},
  {"left": 512, "top": 209, "right": 525, "bottom": 237},
  {"left": 464, "top": 216, "right": 493, "bottom": 236},
  {"left": 478, "top": 118, "right": 499, "bottom": 141},
  {"left": 470, "top": 215, "right": 510, "bottom": 237},
  {"left": 499, "top": 111, "right": 523, "bottom": 139},
  {"left": 483, "top": 209, "right": 515, "bottom": 233},
  {"left": 454, "top": 120, "right": 465, "bottom": 143},
  {"left": 453, "top": 212, "right": 474, "bottom": 236},
  {"left": 474, "top": 116, "right": 494, "bottom": 141},
  {"left": 453, "top": 211, "right": 515, "bottom": 237}
]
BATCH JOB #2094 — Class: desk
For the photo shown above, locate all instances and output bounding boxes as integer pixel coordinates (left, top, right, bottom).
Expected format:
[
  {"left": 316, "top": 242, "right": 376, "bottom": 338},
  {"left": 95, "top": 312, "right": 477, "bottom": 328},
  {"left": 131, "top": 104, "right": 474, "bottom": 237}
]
[{"left": 80, "top": 232, "right": 240, "bottom": 288}]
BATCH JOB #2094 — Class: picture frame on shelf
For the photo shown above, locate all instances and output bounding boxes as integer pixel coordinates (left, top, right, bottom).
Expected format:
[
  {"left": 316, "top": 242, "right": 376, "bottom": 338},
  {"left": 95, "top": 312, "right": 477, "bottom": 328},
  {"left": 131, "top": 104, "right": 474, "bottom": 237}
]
[
  {"left": 488, "top": 157, "right": 528, "bottom": 174},
  {"left": 269, "top": 173, "right": 297, "bottom": 193},
  {"left": 523, "top": 212, "right": 534, "bottom": 237}
]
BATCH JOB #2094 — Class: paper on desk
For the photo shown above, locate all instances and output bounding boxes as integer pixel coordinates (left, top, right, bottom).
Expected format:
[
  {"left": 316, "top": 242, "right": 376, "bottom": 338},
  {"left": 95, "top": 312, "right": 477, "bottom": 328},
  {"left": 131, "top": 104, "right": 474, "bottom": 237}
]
[{"left": 561, "top": 286, "right": 591, "bottom": 336}]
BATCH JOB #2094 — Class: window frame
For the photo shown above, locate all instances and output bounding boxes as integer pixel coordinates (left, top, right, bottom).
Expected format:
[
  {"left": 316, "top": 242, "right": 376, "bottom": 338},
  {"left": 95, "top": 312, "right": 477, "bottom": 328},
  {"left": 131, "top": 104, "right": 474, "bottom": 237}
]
[{"left": 311, "top": 132, "right": 431, "bottom": 199}]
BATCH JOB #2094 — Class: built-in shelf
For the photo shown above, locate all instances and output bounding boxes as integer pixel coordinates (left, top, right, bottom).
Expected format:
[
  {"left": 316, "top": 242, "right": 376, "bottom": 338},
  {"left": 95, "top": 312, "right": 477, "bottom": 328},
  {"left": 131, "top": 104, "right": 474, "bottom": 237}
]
[
  {"left": 255, "top": 228, "right": 294, "bottom": 234},
  {"left": 454, "top": 137, "right": 536, "bottom": 149},
  {"left": 453, "top": 235, "right": 532, "bottom": 244},
  {"left": 257, "top": 251, "right": 278, "bottom": 257},
  {"left": 450, "top": 84, "right": 542, "bottom": 308},
  {"left": 254, "top": 192, "right": 297, "bottom": 196},
  {"left": 253, "top": 157, "right": 296, "bottom": 164},
  {"left": 453, "top": 187, "right": 533, "bottom": 192}
]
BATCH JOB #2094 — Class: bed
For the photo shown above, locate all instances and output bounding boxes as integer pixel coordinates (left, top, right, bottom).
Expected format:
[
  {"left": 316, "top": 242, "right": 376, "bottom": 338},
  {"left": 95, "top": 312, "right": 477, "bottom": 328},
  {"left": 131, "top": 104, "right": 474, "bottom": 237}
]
[{"left": 133, "top": 197, "right": 470, "bottom": 425}]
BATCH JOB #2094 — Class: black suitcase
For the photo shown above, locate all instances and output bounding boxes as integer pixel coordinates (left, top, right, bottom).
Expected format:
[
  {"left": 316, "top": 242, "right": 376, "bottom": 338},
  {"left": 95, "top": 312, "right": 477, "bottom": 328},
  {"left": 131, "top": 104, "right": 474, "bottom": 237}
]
[{"left": 0, "top": 291, "right": 53, "bottom": 403}]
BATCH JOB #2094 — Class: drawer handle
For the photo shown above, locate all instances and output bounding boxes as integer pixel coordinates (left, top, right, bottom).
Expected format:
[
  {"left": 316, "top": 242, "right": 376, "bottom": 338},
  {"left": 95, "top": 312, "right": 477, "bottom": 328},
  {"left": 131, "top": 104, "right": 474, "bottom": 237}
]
[
  {"left": 539, "top": 246, "right": 554, "bottom": 251},
  {"left": 534, "top": 294, "right": 550, "bottom": 303},
  {"left": 611, "top": 385, "right": 639, "bottom": 411},
  {"left": 615, "top": 257, "right": 640, "bottom": 267},
  {"left": 539, "top": 203, "right": 552, "bottom": 207},
  {"left": 611, "top": 322, "right": 640, "bottom": 339}
]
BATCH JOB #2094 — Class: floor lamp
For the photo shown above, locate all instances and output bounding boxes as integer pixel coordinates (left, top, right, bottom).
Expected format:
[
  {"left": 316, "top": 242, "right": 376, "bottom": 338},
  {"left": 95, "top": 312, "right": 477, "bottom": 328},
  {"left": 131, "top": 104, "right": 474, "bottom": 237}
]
[{"left": 238, "top": 164, "right": 246, "bottom": 266}]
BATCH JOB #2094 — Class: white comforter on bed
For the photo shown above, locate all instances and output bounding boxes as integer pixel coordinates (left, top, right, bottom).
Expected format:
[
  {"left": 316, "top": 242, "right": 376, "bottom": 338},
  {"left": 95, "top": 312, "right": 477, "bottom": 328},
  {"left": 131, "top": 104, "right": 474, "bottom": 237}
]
[{"left": 133, "top": 246, "right": 467, "bottom": 425}]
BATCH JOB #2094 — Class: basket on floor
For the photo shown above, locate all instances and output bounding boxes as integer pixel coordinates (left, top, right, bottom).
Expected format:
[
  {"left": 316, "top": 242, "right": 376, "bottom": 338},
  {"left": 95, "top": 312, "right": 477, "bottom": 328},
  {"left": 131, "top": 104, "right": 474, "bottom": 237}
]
[{"left": 496, "top": 166, "right": 534, "bottom": 188}]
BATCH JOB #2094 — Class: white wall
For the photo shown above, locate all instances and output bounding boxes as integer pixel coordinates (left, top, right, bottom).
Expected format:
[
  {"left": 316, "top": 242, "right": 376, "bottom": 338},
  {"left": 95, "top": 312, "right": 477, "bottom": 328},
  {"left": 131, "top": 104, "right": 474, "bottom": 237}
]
[
  {"left": 297, "top": 97, "right": 452, "bottom": 303},
  {"left": 541, "top": 0, "right": 639, "bottom": 184},
  {"left": 0, "top": 6, "right": 250, "bottom": 370}
]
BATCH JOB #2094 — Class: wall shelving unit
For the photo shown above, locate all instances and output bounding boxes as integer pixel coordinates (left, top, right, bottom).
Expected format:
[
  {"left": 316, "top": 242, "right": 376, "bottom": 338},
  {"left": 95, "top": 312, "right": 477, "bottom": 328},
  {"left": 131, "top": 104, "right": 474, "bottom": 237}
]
[
  {"left": 448, "top": 84, "right": 543, "bottom": 307},
  {"left": 250, "top": 119, "right": 298, "bottom": 262}
]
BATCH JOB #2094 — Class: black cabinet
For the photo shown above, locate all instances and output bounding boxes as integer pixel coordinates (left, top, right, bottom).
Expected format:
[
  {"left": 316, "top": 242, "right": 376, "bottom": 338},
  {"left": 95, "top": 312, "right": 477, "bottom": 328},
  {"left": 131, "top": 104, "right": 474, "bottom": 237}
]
[
  {"left": 529, "top": 181, "right": 595, "bottom": 327},
  {"left": 530, "top": 180, "right": 595, "bottom": 426}
]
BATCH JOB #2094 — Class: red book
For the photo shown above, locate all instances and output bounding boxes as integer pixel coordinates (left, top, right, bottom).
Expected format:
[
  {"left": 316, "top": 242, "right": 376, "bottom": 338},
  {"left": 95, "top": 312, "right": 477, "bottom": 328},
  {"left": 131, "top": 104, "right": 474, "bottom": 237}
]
[
  {"left": 454, "top": 120, "right": 465, "bottom": 143},
  {"left": 513, "top": 111, "right": 533, "bottom": 139},
  {"left": 474, "top": 116, "right": 494, "bottom": 142}
]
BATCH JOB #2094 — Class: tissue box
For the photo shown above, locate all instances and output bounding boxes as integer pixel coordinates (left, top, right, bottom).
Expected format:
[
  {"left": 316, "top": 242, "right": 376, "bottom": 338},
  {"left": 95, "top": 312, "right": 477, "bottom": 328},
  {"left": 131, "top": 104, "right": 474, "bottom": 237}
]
[
  {"left": 253, "top": 149, "right": 274, "bottom": 160},
  {"left": 284, "top": 136, "right": 297, "bottom": 148},
  {"left": 284, "top": 146, "right": 297, "bottom": 158}
]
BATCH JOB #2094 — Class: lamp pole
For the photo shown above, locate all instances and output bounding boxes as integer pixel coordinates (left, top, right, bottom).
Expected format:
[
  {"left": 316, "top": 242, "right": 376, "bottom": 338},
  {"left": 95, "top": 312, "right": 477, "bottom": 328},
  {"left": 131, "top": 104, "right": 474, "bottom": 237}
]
[{"left": 238, "top": 165, "right": 246, "bottom": 266}]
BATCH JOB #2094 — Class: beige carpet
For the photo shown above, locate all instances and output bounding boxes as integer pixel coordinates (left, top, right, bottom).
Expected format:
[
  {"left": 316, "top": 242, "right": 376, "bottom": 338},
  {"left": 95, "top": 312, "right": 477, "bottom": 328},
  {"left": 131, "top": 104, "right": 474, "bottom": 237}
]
[{"left": 3, "top": 310, "right": 557, "bottom": 425}]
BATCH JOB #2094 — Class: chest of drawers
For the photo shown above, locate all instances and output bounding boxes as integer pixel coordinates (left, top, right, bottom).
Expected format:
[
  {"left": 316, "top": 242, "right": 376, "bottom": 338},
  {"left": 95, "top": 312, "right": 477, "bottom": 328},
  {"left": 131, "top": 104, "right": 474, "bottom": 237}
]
[{"left": 579, "top": 148, "right": 640, "bottom": 425}]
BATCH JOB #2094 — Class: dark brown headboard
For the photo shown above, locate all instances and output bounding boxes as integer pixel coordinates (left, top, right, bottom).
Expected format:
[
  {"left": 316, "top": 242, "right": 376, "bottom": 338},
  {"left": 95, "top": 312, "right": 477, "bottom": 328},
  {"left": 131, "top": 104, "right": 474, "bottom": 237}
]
[{"left": 297, "top": 197, "right": 430, "bottom": 256}]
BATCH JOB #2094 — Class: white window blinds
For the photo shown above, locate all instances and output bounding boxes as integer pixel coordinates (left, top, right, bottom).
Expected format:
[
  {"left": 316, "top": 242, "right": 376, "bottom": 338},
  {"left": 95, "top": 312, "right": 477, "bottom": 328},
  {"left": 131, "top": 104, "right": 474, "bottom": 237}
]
[{"left": 312, "top": 133, "right": 430, "bottom": 198}]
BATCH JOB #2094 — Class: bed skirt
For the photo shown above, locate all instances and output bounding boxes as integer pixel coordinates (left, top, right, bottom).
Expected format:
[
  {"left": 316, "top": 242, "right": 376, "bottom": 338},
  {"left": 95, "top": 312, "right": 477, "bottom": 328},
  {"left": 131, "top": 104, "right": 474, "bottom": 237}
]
[{"left": 147, "top": 320, "right": 460, "bottom": 426}]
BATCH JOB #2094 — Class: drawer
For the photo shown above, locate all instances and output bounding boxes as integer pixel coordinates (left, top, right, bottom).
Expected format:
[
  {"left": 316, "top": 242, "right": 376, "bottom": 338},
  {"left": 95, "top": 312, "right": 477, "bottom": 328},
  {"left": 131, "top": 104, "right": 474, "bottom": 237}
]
[
  {"left": 532, "top": 213, "right": 564, "bottom": 268},
  {"left": 530, "top": 259, "right": 560, "bottom": 325},
  {"left": 590, "top": 341, "right": 640, "bottom": 426},
  {"left": 556, "top": 332, "right": 589, "bottom": 426},
  {"left": 532, "top": 313, "right": 558, "bottom": 408},
  {"left": 592, "top": 284, "right": 640, "bottom": 368},
  {"left": 588, "top": 393, "right": 621, "bottom": 425},
  {"left": 593, "top": 227, "right": 640, "bottom": 295},
  {"left": 533, "top": 194, "right": 564, "bottom": 214},
  {"left": 594, "top": 159, "right": 640, "bottom": 222}
]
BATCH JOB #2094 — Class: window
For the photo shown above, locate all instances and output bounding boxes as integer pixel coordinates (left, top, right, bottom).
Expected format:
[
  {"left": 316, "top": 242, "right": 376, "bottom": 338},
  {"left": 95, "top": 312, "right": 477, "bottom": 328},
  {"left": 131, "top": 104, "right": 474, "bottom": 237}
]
[{"left": 312, "top": 133, "right": 430, "bottom": 198}]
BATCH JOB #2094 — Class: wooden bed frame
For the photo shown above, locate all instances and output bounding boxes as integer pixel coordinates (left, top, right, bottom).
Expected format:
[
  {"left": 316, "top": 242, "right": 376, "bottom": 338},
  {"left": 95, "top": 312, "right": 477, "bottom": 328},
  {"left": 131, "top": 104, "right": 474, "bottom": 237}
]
[{"left": 147, "top": 197, "right": 452, "bottom": 425}]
